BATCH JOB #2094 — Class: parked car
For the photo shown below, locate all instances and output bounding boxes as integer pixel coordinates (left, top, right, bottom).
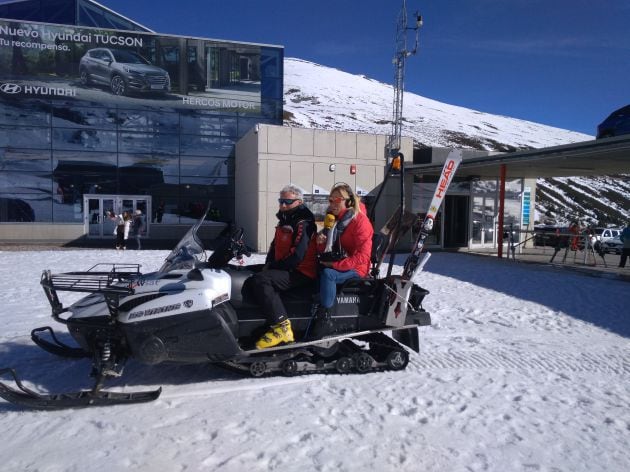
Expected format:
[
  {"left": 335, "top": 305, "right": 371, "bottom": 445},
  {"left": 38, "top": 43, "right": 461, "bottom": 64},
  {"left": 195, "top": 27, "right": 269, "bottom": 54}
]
[
  {"left": 596, "top": 104, "right": 630, "bottom": 139},
  {"left": 79, "top": 48, "right": 170, "bottom": 96},
  {"left": 590, "top": 227, "right": 622, "bottom": 254},
  {"left": 603, "top": 236, "right": 623, "bottom": 254},
  {"left": 592, "top": 227, "right": 621, "bottom": 243}
]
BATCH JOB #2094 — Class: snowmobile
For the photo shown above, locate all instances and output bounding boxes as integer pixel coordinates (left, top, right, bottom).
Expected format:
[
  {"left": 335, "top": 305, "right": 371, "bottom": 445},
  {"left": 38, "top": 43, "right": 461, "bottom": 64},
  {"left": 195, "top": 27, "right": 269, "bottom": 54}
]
[{"left": 0, "top": 151, "right": 462, "bottom": 410}]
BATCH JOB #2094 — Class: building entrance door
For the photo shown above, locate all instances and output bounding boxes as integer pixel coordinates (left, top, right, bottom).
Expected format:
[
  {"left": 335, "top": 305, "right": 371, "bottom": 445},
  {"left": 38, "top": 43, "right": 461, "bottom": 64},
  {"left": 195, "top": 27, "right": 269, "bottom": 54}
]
[
  {"left": 471, "top": 195, "right": 496, "bottom": 247},
  {"left": 443, "top": 195, "right": 469, "bottom": 248},
  {"left": 83, "top": 195, "right": 151, "bottom": 238}
]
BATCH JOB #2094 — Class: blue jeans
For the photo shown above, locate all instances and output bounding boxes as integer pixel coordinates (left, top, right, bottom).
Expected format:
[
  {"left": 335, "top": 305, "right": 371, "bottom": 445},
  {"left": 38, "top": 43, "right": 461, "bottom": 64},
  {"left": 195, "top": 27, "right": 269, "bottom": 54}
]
[{"left": 319, "top": 268, "right": 360, "bottom": 308}]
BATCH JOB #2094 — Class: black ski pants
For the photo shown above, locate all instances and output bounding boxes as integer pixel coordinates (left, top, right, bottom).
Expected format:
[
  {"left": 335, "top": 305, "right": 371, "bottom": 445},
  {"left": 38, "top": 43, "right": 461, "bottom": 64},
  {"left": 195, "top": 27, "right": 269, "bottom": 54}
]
[{"left": 251, "top": 269, "right": 314, "bottom": 324}]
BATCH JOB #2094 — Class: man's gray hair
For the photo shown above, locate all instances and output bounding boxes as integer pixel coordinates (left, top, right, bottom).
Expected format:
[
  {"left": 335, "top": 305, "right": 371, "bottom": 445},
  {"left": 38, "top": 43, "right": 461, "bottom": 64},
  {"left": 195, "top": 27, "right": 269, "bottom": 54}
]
[{"left": 280, "top": 184, "right": 304, "bottom": 200}]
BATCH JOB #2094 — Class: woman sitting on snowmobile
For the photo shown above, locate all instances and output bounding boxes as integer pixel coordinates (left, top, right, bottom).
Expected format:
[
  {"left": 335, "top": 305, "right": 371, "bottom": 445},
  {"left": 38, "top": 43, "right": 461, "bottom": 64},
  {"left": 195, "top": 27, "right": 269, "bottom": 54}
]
[
  {"left": 310, "top": 183, "right": 373, "bottom": 338},
  {"left": 252, "top": 185, "right": 318, "bottom": 349}
]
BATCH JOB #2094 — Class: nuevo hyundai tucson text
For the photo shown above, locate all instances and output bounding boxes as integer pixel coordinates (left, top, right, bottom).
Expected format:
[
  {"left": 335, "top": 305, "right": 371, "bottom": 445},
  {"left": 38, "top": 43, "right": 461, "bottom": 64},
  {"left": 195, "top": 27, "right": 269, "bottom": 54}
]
[{"left": 79, "top": 48, "right": 170, "bottom": 96}]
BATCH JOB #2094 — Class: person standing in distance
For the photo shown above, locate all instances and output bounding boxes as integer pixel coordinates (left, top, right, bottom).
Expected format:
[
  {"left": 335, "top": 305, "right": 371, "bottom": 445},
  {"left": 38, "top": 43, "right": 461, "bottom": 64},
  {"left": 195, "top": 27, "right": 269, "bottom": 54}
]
[
  {"left": 619, "top": 222, "right": 630, "bottom": 268},
  {"left": 132, "top": 209, "right": 145, "bottom": 250}
]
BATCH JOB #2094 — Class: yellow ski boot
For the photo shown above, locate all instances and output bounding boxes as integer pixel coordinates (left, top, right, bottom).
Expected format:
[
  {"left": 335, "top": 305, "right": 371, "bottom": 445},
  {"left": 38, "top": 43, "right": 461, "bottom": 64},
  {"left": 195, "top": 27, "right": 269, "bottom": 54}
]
[{"left": 255, "top": 319, "right": 294, "bottom": 349}]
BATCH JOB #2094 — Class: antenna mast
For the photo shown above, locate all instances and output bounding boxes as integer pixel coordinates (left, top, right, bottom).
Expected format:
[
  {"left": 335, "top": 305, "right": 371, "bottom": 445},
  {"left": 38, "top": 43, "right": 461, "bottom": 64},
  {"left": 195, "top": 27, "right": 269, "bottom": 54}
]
[{"left": 388, "top": 0, "right": 422, "bottom": 157}]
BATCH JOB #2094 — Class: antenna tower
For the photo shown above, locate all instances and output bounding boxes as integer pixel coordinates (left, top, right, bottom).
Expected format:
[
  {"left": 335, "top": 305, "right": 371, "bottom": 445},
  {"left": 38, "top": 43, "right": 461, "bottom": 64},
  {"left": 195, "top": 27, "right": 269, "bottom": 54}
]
[{"left": 388, "top": 0, "right": 422, "bottom": 157}]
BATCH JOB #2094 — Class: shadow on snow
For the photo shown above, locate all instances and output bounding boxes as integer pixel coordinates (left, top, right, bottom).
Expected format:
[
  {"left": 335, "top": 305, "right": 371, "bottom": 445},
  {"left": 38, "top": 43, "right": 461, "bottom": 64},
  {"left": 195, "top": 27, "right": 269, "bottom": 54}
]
[{"left": 415, "top": 252, "right": 630, "bottom": 338}]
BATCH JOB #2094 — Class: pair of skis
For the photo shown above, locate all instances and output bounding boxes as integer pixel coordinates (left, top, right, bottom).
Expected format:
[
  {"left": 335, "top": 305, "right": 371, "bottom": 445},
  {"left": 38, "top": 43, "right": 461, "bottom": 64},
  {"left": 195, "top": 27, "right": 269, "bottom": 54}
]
[
  {"left": 403, "top": 149, "right": 462, "bottom": 281},
  {"left": 384, "top": 149, "right": 462, "bottom": 326}
]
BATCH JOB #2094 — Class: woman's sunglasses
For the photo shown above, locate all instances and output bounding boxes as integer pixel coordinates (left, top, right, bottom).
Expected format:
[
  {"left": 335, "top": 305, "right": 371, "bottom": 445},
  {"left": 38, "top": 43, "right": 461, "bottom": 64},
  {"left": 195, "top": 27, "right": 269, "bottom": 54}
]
[
  {"left": 278, "top": 198, "right": 300, "bottom": 205},
  {"left": 328, "top": 196, "right": 345, "bottom": 204}
]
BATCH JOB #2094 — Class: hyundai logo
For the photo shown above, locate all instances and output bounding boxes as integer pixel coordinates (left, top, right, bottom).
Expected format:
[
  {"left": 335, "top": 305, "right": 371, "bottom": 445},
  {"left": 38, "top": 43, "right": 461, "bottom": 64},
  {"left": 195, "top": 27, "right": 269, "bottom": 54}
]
[{"left": 0, "top": 83, "right": 22, "bottom": 94}]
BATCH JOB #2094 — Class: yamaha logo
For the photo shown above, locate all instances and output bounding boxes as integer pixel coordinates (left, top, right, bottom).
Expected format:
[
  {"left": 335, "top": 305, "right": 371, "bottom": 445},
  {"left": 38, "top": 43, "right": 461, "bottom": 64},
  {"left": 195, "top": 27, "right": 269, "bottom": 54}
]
[
  {"left": 183, "top": 299, "right": 194, "bottom": 308},
  {"left": 0, "top": 83, "right": 22, "bottom": 94},
  {"left": 336, "top": 295, "right": 360, "bottom": 304}
]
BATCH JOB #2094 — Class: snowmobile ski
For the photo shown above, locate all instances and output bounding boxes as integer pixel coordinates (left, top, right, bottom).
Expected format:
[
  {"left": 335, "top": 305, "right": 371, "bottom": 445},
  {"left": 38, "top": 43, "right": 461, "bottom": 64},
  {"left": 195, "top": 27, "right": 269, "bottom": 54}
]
[
  {"left": 30, "top": 327, "right": 90, "bottom": 359},
  {"left": 0, "top": 368, "right": 161, "bottom": 410}
]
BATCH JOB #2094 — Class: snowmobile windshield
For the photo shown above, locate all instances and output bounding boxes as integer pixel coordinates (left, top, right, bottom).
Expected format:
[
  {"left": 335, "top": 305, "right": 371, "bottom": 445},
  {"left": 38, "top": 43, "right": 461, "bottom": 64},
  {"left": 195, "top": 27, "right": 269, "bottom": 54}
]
[{"left": 158, "top": 204, "right": 209, "bottom": 273}]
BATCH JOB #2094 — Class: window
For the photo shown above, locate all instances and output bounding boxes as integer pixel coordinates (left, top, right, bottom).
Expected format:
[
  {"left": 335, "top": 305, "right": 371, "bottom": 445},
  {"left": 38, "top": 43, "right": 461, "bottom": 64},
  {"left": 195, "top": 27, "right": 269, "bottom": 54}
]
[
  {"left": 52, "top": 105, "right": 117, "bottom": 130},
  {"left": 118, "top": 110, "right": 179, "bottom": 133},
  {"left": 0, "top": 100, "right": 50, "bottom": 127},
  {"left": 180, "top": 136, "right": 235, "bottom": 157},
  {"left": 118, "top": 132, "right": 179, "bottom": 155},
  {"left": 0, "top": 125, "right": 50, "bottom": 149},
  {"left": 1, "top": 148, "right": 51, "bottom": 171},
  {"left": 52, "top": 128, "right": 117, "bottom": 152}
]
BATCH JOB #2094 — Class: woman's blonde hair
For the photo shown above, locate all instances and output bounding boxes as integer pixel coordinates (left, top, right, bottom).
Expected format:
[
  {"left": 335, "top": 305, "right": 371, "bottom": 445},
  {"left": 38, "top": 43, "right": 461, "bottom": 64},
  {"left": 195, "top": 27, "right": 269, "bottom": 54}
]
[{"left": 330, "top": 182, "right": 361, "bottom": 214}]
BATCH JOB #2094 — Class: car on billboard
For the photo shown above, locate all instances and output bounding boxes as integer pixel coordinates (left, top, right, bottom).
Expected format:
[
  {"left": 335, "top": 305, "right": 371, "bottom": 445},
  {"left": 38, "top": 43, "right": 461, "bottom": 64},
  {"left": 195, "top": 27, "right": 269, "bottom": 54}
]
[{"left": 79, "top": 48, "right": 170, "bottom": 96}]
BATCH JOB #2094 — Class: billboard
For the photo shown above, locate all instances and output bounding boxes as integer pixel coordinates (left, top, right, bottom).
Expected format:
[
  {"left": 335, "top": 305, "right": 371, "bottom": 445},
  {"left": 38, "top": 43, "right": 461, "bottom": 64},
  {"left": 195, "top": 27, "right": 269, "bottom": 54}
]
[
  {"left": 0, "top": 18, "right": 269, "bottom": 114},
  {"left": 0, "top": 18, "right": 283, "bottom": 224}
]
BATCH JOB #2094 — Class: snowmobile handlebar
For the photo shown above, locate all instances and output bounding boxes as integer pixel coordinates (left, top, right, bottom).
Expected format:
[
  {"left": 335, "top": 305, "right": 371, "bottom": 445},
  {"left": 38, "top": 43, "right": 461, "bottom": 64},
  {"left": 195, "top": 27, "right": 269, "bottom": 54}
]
[{"left": 204, "top": 226, "right": 250, "bottom": 268}]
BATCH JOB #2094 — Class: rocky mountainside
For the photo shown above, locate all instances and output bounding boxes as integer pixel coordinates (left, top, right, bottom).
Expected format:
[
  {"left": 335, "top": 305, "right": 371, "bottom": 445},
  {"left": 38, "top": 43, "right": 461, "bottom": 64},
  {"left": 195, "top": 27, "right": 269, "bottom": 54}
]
[{"left": 282, "top": 58, "right": 629, "bottom": 226}]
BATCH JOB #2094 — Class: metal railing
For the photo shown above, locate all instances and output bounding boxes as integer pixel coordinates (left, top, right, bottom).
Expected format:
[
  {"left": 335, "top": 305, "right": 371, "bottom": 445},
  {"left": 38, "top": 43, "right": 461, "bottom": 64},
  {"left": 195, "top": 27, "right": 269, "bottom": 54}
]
[{"left": 502, "top": 225, "right": 610, "bottom": 268}]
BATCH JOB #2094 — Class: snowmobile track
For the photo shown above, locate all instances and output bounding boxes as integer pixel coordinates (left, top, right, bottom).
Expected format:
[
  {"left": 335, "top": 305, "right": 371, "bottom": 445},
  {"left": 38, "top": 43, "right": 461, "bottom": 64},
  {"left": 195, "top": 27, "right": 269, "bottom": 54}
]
[{"left": 225, "top": 332, "right": 411, "bottom": 377}]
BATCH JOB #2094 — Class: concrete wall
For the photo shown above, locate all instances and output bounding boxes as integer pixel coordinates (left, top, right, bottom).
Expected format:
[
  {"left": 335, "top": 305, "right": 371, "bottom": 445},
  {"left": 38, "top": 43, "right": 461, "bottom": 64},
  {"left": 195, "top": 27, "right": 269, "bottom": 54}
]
[
  {"left": 235, "top": 125, "right": 412, "bottom": 252},
  {"left": 235, "top": 127, "right": 263, "bottom": 249},
  {"left": 0, "top": 223, "right": 85, "bottom": 243}
]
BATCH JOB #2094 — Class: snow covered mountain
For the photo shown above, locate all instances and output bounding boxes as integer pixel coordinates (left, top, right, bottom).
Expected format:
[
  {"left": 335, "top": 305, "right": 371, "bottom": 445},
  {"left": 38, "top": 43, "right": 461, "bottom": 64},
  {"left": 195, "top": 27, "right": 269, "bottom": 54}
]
[{"left": 283, "top": 58, "right": 629, "bottom": 226}]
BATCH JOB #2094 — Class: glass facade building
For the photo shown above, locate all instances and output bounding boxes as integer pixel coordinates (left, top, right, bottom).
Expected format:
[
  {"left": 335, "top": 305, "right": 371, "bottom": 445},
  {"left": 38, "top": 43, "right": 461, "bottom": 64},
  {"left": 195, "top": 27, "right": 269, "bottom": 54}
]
[
  {"left": 0, "top": 0, "right": 153, "bottom": 33},
  {"left": 0, "top": 1, "right": 283, "bottom": 232}
]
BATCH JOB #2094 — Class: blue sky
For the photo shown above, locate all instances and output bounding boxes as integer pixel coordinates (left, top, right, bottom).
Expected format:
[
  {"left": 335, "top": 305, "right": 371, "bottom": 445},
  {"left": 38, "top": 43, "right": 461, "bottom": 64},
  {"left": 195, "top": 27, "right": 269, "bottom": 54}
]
[{"left": 103, "top": 0, "right": 629, "bottom": 136}]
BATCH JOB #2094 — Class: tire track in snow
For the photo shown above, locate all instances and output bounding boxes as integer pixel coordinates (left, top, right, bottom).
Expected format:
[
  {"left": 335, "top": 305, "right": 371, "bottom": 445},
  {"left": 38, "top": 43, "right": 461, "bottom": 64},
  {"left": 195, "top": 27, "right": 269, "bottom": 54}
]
[{"left": 413, "top": 349, "right": 630, "bottom": 374}]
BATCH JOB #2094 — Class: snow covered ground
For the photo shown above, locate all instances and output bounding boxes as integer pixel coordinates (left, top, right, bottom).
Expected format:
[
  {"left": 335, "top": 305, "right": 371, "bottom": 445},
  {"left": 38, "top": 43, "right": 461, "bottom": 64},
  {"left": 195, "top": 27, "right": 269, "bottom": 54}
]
[{"left": 0, "top": 248, "right": 629, "bottom": 471}]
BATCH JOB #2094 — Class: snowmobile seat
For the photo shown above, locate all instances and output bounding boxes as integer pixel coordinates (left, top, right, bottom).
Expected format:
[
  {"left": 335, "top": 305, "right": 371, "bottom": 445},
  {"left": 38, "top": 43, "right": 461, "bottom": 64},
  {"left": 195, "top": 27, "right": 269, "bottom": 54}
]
[{"left": 336, "top": 232, "right": 389, "bottom": 295}]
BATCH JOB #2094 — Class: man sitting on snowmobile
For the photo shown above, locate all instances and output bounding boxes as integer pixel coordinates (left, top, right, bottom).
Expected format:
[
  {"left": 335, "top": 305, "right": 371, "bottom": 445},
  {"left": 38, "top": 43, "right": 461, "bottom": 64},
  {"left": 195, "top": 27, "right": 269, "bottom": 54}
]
[
  {"left": 310, "top": 183, "right": 373, "bottom": 339},
  {"left": 252, "top": 185, "right": 318, "bottom": 349}
]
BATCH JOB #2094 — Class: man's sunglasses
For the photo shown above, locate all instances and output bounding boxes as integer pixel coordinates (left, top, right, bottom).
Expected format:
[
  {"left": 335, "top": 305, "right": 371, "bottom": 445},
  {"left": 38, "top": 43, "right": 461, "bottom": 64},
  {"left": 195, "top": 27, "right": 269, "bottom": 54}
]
[{"left": 278, "top": 198, "right": 300, "bottom": 205}]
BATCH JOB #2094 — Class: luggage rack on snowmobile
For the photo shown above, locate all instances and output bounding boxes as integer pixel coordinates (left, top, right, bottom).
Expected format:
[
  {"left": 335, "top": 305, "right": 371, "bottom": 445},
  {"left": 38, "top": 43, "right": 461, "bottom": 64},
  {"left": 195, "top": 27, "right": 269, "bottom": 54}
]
[{"left": 40, "top": 263, "right": 140, "bottom": 318}]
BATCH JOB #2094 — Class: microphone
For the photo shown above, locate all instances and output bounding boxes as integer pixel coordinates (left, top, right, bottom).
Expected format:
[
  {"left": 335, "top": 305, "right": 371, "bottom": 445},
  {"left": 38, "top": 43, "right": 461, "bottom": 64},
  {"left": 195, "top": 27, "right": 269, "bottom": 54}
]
[
  {"left": 324, "top": 213, "right": 336, "bottom": 230},
  {"left": 323, "top": 213, "right": 336, "bottom": 253}
]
